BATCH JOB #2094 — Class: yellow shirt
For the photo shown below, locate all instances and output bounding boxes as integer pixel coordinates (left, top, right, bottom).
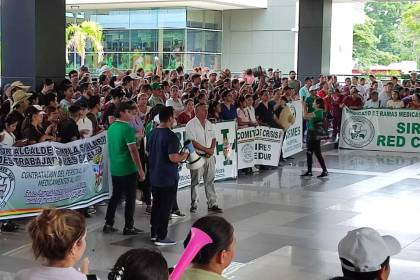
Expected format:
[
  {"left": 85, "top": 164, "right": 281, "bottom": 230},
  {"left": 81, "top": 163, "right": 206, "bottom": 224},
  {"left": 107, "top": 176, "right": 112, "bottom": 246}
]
[{"left": 181, "top": 268, "right": 227, "bottom": 280}]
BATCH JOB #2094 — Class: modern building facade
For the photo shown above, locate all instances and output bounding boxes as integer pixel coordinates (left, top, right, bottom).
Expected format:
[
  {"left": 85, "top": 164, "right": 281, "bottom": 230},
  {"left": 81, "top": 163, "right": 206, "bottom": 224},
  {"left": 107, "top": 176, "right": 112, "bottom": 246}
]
[
  {"left": 1, "top": 0, "right": 358, "bottom": 87},
  {"left": 65, "top": 8, "right": 223, "bottom": 72}
]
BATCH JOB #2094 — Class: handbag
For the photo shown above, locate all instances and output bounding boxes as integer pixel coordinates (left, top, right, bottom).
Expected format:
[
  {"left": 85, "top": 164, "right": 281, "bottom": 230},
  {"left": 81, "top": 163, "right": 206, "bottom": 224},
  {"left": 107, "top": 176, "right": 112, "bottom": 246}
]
[{"left": 313, "top": 121, "right": 329, "bottom": 140}]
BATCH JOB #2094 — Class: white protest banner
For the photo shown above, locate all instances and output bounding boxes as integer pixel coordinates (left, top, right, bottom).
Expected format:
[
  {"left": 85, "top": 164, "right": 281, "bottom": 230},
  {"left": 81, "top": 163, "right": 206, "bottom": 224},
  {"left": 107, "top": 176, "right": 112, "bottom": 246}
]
[
  {"left": 0, "top": 132, "right": 110, "bottom": 220},
  {"left": 282, "top": 101, "right": 303, "bottom": 158},
  {"left": 254, "top": 126, "right": 284, "bottom": 166},
  {"left": 339, "top": 107, "right": 420, "bottom": 153},
  {"left": 173, "top": 121, "right": 237, "bottom": 188},
  {"left": 237, "top": 127, "right": 256, "bottom": 169}
]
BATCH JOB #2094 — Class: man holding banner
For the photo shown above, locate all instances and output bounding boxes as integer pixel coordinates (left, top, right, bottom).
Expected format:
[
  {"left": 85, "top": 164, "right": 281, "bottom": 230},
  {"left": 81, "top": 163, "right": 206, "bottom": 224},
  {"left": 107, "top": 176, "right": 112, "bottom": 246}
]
[{"left": 185, "top": 103, "right": 223, "bottom": 214}]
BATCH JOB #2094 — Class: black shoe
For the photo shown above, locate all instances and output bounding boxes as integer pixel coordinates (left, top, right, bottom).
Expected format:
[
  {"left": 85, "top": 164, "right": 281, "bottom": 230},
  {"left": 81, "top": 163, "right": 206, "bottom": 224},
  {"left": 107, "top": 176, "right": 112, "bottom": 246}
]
[
  {"left": 317, "top": 171, "right": 328, "bottom": 178},
  {"left": 208, "top": 205, "right": 223, "bottom": 213},
  {"left": 103, "top": 224, "right": 118, "bottom": 234},
  {"left": 171, "top": 210, "right": 186, "bottom": 218},
  {"left": 300, "top": 171, "right": 313, "bottom": 177},
  {"left": 1, "top": 221, "right": 19, "bottom": 232},
  {"left": 190, "top": 206, "right": 197, "bottom": 213},
  {"left": 123, "top": 227, "right": 143, "bottom": 235}
]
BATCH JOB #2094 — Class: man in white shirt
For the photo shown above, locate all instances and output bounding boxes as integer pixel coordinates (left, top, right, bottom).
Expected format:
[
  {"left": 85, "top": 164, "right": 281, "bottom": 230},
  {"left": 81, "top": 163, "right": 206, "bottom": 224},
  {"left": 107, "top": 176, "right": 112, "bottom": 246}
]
[
  {"left": 165, "top": 85, "right": 184, "bottom": 115},
  {"left": 185, "top": 103, "right": 222, "bottom": 214},
  {"left": 364, "top": 91, "right": 380, "bottom": 108},
  {"left": 378, "top": 82, "right": 393, "bottom": 108}
]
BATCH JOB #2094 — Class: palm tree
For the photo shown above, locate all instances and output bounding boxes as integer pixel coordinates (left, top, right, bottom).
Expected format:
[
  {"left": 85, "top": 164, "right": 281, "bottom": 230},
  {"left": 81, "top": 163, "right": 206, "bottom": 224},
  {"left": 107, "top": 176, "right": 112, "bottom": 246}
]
[{"left": 66, "top": 21, "right": 104, "bottom": 66}]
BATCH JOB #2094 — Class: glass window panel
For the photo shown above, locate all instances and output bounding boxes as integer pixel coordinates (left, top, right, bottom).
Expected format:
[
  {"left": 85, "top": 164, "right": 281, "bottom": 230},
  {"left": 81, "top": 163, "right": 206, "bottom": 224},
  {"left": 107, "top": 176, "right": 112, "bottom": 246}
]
[
  {"left": 95, "top": 10, "right": 129, "bottom": 29},
  {"left": 185, "top": 53, "right": 203, "bottom": 70},
  {"left": 103, "top": 53, "right": 132, "bottom": 70},
  {"left": 187, "top": 9, "right": 204, "bottom": 28},
  {"left": 83, "top": 53, "right": 100, "bottom": 71},
  {"left": 204, "top": 31, "right": 221, "bottom": 53},
  {"left": 163, "top": 53, "right": 184, "bottom": 70},
  {"left": 66, "top": 52, "right": 78, "bottom": 73},
  {"left": 158, "top": 8, "right": 186, "bottom": 28},
  {"left": 66, "top": 12, "right": 76, "bottom": 25},
  {"left": 204, "top": 10, "right": 222, "bottom": 30},
  {"left": 204, "top": 54, "right": 221, "bottom": 71},
  {"left": 187, "top": 30, "right": 203, "bottom": 52},
  {"left": 163, "top": 29, "right": 185, "bottom": 52},
  {"left": 75, "top": 10, "right": 98, "bottom": 24},
  {"left": 131, "top": 53, "right": 158, "bottom": 72},
  {"left": 129, "top": 9, "right": 158, "bottom": 29},
  {"left": 131, "top": 30, "right": 158, "bottom": 52},
  {"left": 103, "top": 30, "right": 129, "bottom": 52}
]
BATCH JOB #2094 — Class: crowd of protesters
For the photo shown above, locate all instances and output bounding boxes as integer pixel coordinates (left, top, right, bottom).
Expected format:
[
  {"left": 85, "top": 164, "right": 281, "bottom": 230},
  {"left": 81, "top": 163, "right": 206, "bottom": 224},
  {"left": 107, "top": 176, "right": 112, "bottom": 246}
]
[
  {"left": 0, "top": 61, "right": 419, "bottom": 231},
  {"left": 1, "top": 64, "right": 419, "bottom": 148}
]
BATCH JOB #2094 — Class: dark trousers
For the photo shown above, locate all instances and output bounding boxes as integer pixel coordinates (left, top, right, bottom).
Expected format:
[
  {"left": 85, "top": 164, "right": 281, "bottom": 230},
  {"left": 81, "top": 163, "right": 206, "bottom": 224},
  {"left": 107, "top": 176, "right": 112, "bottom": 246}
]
[
  {"left": 306, "top": 133, "right": 327, "bottom": 173},
  {"left": 138, "top": 170, "right": 152, "bottom": 205},
  {"left": 105, "top": 172, "right": 137, "bottom": 229},
  {"left": 151, "top": 186, "right": 177, "bottom": 239},
  {"left": 138, "top": 144, "right": 152, "bottom": 206}
]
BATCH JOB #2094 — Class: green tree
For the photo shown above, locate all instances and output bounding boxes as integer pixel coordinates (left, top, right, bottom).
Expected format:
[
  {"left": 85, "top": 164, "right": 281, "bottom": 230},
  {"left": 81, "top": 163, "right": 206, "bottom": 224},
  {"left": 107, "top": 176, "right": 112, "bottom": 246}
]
[
  {"left": 353, "top": 1, "right": 417, "bottom": 68},
  {"left": 401, "top": 3, "right": 420, "bottom": 65},
  {"left": 353, "top": 16, "right": 379, "bottom": 68},
  {"left": 66, "top": 21, "right": 104, "bottom": 66}
]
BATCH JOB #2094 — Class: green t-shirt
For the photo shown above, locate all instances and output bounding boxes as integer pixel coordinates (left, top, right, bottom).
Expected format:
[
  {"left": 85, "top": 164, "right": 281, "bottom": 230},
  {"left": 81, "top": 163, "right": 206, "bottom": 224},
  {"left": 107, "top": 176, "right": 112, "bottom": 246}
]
[
  {"left": 305, "top": 95, "right": 315, "bottom": 113},
  {"left": 107, "top": 121, "right": 138, "bottom": 176},
  {"left": 307, "top": 109, "right": 324, "bottom": 130},
  {"left": 181, "top": 268, "right": 227, "bottom": 280}
]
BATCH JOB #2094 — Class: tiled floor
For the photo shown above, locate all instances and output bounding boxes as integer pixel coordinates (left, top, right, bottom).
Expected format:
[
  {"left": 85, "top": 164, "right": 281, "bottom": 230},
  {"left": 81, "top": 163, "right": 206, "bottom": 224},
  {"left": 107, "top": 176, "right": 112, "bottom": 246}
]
[{"left": 1, "top": 149, "right": 420, "bottom": 280}]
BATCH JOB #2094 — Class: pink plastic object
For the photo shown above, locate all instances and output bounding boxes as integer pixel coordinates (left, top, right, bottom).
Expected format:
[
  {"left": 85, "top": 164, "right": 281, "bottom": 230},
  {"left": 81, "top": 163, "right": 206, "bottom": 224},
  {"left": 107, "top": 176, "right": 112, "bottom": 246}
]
[{"left": 170, "top": 227, "right": 213, "bottom": 280}]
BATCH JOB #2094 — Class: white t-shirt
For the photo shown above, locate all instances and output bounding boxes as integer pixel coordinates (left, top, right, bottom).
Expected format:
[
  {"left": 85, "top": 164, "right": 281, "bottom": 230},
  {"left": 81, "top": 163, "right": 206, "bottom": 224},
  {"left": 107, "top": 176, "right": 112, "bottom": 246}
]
[
  {"left": 245, "top": 106, "right": 257, "bottom": 123},
  {"left": 166, "top": 98, "right": 184, "bottom": 113},
  {"left": 364, "top": 100, "right": 380, "bottom": 109},
  {"left": 77, "top": 117, "right": 93, "bottom": 138},
  {"left": 0, "top": 130, "right": 15, "bottom": 146},
  {"left": 386, "top": 100, "right": 405, "bottom": 109},
  {"left": 15, "top": 266, "right": 87, "bottom": 280},
  {"left": 185, "top": 117, "right": 216, "bottom": 155},
  {"left": 378, "top": 91, "right": 391, "bottom": 108}
]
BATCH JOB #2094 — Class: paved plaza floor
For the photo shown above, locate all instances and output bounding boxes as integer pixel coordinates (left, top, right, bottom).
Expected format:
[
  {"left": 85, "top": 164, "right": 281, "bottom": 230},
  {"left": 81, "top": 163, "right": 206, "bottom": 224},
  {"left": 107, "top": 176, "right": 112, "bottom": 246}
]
[{"left": 1, "top": 148, "right": 420, "bottom": 280}]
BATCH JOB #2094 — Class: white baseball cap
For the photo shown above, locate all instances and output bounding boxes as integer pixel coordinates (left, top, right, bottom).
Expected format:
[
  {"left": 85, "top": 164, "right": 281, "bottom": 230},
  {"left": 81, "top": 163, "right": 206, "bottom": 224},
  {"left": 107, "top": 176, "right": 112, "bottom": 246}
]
[
  {"left": 309, "top": 85, "right": 319, "bottom": 92},
  {"left": 99, "top": 65, "right": 112, "bottom": 75},
  {"left": 129, "top": 73, "right": 141, "bottom": 80},
  {"left": 338, "top": 227, "right": 401, "bottom": 273}
]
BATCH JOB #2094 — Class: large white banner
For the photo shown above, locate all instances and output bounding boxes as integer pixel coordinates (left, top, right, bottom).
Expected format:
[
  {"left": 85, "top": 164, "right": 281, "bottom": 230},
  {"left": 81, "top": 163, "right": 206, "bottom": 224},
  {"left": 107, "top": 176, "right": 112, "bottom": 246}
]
[
  {"left": 339, "top": 107, "right": 420, "bottom": 153},
  {"left": 237, "top": 127, "right": 256, "bottom": 169},
  {"left": 282, "top": 101, "right": 303, "bottom": 158},
  {"left": 254, "top": 126, "right": 284, "bottom": 166},
  {"left": 0, "top": 132, "right": 110, "bottom": 220},
  {"left": 173, "top": 121, "right": 238, "bottom": 188},
  {"left": 237, "top": 126, "right": 284, "bottom": 168}
]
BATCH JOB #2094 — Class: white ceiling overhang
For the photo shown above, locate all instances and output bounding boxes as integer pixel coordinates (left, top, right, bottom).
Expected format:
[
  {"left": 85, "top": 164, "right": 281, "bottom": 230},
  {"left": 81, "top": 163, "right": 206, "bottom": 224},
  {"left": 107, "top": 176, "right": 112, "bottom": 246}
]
[{"left": 66, "top": 0, "right": 268, "bottom": 10}]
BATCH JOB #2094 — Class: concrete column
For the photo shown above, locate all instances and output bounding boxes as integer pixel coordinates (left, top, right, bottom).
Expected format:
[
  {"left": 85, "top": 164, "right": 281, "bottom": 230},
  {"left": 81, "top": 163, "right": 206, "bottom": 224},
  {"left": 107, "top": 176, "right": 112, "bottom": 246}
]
[
  {"left": 297, "top": 0, "right": 332, "bottom": 80},
  {"left": 1, "top": 0, "right": 66, "bottom": 89}
]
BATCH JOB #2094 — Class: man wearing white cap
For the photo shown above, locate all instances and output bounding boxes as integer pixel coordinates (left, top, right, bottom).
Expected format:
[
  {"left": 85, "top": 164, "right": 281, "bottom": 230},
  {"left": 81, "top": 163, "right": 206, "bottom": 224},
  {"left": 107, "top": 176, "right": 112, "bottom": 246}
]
[
  {"left": 331, "top": 227, "right": 401, "bottom": 280},
  {"left": 99, "top": 65, "right": 112, "bottom": 78}
]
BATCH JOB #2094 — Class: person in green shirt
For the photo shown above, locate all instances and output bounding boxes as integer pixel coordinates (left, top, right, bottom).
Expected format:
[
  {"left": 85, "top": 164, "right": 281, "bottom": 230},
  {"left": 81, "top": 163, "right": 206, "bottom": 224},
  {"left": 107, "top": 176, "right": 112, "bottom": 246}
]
[
  {"left": 302, "top": 97, "right": 328, "bottom": 178},
  {"left": 104, "top": 101, "right": 146, "bottom": 236},
  {"left": 181, "top": 216, "right": 236, "bottom": 280}
]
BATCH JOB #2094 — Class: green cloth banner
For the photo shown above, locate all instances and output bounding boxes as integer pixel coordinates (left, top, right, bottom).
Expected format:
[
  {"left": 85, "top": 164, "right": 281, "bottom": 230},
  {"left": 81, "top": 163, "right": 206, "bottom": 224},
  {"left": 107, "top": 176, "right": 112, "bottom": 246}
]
[
  {"left": 0, "top": 132, "right": 110, "bottom": 220},
  {"left": 339, "top": 107, "right": 420, "bottom": 152}
]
